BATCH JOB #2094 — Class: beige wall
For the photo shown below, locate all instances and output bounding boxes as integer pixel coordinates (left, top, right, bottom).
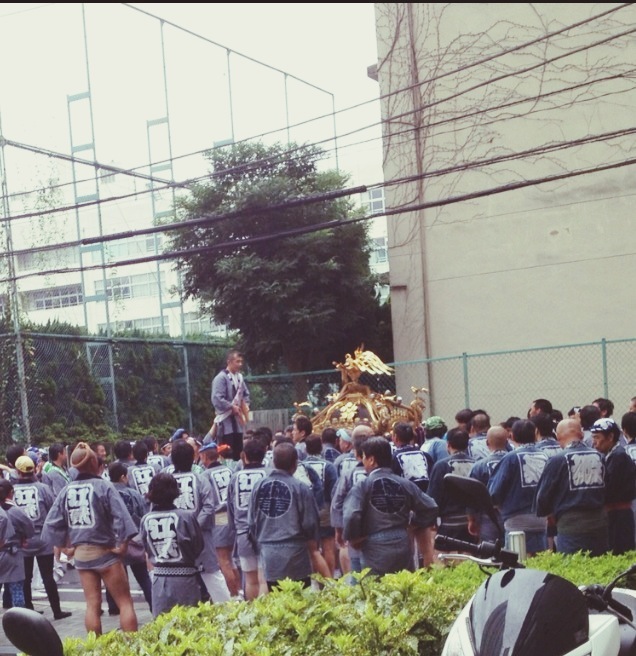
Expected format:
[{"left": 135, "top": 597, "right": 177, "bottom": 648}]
[{"left": 375, "top": 3, "right": 636, "bottom": 417}]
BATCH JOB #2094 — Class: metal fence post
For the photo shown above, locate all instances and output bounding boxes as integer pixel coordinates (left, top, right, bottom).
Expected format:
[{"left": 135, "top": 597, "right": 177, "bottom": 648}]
[
  {"left": 601, "top": 337, "right": 608, "bottom": 399},
  {"left": 183, "top": 345, "right": 193, "bottom": 433},
  {"left": 462, "top": 352, "right": 470, "bottom": 408}
]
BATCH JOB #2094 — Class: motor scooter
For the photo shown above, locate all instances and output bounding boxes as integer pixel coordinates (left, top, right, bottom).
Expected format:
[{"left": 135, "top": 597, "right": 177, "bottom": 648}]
[{"left": 437, "top": 474, "right": 636, "bottom": 656}]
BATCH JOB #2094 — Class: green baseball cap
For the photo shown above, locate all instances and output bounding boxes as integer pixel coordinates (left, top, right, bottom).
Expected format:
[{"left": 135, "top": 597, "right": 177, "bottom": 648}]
[{"left": 423, "top": 416, "right": 446, "bottom": 430}]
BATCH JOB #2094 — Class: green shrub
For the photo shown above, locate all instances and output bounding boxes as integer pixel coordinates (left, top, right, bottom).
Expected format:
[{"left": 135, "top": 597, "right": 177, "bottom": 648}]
[{"left": 61, "top": 551, "right": 636, "bottom": 656}]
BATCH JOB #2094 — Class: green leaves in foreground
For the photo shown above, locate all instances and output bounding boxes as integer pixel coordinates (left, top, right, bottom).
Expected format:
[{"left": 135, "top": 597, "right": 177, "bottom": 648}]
[{"left": 62, "top": 551, "right": 636, "bottom": 656}]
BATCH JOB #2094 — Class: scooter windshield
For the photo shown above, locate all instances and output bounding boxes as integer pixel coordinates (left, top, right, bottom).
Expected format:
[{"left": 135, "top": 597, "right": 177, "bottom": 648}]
[{"left": 469, "top": 569, "right": 589, "bottom": 656}]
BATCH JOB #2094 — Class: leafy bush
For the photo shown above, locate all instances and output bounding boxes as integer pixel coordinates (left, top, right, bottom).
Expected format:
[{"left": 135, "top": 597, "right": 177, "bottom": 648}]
[{"left": 62, "top": 551, "right": 636, "bottom": 656}]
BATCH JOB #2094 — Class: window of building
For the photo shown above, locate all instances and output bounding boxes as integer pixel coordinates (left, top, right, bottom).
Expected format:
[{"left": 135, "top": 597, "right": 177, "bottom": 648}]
[
  {"left": 362, "top": 188, "right": 385, "bottom": 215},
  {"left": 16, "top": 247, "right": 79, "bottom": 273},
  {"left": 94, "top": 272, "right": 164, "bottom": 300},
  {"left": 98, "top": 316, "right": 164, "bottom": 335},
  {"left": 370, "top": 236, "right": 388, "bottom": 265},
  {"left": 24, "top": 284, "right": 83, "bottom": 311},
  {"left": 183, "top": 312, "right": 228, "bottom": 337},
  {"left": 107, "top": 235, "right": 162, "bottom": 259}
]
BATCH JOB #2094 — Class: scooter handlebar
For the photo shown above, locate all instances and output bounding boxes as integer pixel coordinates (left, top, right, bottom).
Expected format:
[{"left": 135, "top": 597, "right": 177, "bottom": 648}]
[
  {"left": 434, "top": 535, "right": 521, "bottom": 567},
  {"left": 434, "top": 535, "right": 497, "bottom": 557}
]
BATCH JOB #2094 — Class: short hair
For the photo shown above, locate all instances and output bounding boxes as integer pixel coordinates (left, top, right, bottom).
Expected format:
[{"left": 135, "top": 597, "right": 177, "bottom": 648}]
[
  {"left": 5, "top": 445, "right": 25, "bottom": 467},
  {"left": 254, "top": 426, "right": 273, "bottom": 448},
  {"left": 501, "top": 416, "right": 521, "bottom": 430},
  {"left": 532, "top": 399, "right": 553, "bottom": 415},
  {"left": 321, "top": 428, "right": 338, "bottom": 446},
  {"left": 147, "top": 473, "right": 180, "bottom": 509},
  {"left": 530, "top": 413, "right": 554, "bottom": 438},
  {"left": 455, "top": 408, "right": 473, "bottom": 426},
  {"left": 294, "top": 416, "right": 313, "bottom": 437},
  {"left": 593, "top": 397, "right": 614, "bottom": 417},
  {"left": 108, "top": 462, "right": 127, "bottom": 483},
  {"left": 242, "top": 439, "right": 266, "bottom": 464},
  {"left": 226, "top": 348, "right": 242, "bottom": 363},
  {"left": 621, "top": 412, "right": 636, "bottom": 440},
  {"left": 550, "top": 409, "right": 563, "bottom": 423},
  {"left": 171, "top": 440, "right": 194, "bottom": 472},
  {"left": 579, "top": 405, "right": 601, "bottom": 430},
  {"left": 511, "top": 419, "right": 536, "bottom": 444},
  {"left": 0, "top": 479, "right": 13, "bottom": 502},
  {"left": 132, "top": 441, "right": 148, "bottom": 464},
  {"left": 273, "top": 443, "right": 298, "bottom": 472},
  {"left": 447, "top": 428, "right": 469, "bottom": 451},
  {"left": 48, "top": 443, "right": 66, "bottom": 463},
  {"left": 305, "top": 434, "right": 323, "bottom": 456},
  {"left": 113, "top": 440, "right": 132, "bottom": 461},
  {"left": 470, "top": 412, "right": 490, "bottom": 433},
  {"left": 143, "top": 435, "right": 158, "bottom": 452},
  {"left": 353, "top": 426, "right": 374, "bottom": 457},
  {"left": 393, "top": 422, "right": 414, "bottom": 445},
  {"left": 90, "top": 441, "right": 106, "bottom": 453},
  {"left": 361, "top": 436, "right": 392, "bottom": 468}
]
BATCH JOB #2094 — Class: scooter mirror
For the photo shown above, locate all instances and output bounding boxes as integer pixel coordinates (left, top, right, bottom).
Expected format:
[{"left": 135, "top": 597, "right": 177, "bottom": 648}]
[{"left": 2, "top": 608, "right": 64, "bottom": 656}]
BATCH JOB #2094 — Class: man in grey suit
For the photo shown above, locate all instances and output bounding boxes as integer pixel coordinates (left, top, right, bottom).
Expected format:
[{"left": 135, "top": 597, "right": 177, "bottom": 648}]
[{"left": 211, "top": 349, "right": 250, "bottom": 460}]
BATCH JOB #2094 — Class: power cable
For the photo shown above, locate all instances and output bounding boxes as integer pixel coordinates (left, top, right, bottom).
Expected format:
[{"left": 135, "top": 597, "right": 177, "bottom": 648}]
[
  {"left": 4, "top": 3, "right": 632, "bottom": 202},
  {"left": 8, "top": 121, "right": 636, "bottom": 259},
  {"left": 4, "top": 152, "right": 636, "bottom": 284}
]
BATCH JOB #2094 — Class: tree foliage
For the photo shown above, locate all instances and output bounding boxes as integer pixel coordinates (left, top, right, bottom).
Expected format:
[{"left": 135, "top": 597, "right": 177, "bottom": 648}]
[{"left": 171, "top": 142, "right": 387, "bottom": 375}]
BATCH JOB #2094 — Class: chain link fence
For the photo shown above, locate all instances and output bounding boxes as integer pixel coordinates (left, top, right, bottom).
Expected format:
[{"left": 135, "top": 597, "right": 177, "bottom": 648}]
[
  {"left": 1, "top": 333, "right": 634, "bottom": 446},
  {"left": 0, "top": 331, "right": 227, "bottom": 446},
  {"left": 247, "top": 338, "right": 636, "bottom": 429}
]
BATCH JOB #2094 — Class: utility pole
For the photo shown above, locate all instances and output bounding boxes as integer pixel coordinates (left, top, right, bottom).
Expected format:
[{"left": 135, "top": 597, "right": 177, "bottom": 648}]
[{"left": 0, "top": 115, "right": 32, "bottom": 443}]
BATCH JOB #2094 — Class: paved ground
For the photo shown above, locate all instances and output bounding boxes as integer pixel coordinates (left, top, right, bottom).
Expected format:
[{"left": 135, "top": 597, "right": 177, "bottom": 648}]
[{"left": 0, "top": 564, "right": 153, "bottom": 655}]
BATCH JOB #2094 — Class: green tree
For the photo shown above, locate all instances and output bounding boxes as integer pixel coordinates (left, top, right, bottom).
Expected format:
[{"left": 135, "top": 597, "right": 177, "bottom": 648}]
[{"left": 171, "top": 141, "right": 387, "bottom": 388}]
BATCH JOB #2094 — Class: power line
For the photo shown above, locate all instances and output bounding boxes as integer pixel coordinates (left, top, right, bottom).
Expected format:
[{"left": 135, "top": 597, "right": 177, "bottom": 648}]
[
  {"left": 6, "top": 54, "right": 635, "bottom": 225},
  {"left": 4, "top": 3, "right": 633, "bottom": 203},
  {"left": 6, "top": 185, "right": 367, "bottom": 257},
  {"left": 374, "top": 125, "right": 636, "bottom": 191},
  {"left": 8, "top": 121, "right": 636, "bottom": 261},
  {"left": 373, "top": 3, "right": 634, "bottom": 107},
  {"left": 343, "top": 68, "right": 636, "bottom": 174},
  {"left": 4, "top": 152, "right": 636, "bottom": 285},
  {"left": 7, "top": 116, "right": 636, "bottom": 259},
  {"left": 383, "top": 24, "right": 636, "bottom": 127}
]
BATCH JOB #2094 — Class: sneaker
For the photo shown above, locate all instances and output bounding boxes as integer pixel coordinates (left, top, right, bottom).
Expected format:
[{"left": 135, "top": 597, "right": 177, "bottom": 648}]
[
  {"left": 54, "top": 611, "right": 72, "bottom": 620},
  {"left": 31, "top": 591, "right": 48, "bottom": 600}
]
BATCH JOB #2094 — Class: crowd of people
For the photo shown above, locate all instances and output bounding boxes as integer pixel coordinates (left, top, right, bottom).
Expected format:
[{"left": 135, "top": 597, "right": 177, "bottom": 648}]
[{"left": 0, "top": 347, "right": 634, "bottom": 636}]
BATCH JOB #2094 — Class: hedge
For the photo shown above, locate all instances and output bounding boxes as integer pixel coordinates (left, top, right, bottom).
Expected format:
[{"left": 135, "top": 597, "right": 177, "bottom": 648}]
[{"left": 60, "top": 551, "right": 636, "bottom": 656}]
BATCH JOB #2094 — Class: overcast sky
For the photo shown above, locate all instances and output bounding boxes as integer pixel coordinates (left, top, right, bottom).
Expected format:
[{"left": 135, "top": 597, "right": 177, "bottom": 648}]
[{"left": 0, "top": 3, "right": 382, "bottom": 189}]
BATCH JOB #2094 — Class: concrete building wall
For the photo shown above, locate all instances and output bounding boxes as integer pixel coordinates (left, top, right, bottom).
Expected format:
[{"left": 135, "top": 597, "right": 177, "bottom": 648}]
[{"left": 374, "top": 3, "right": 636, "bottom": 416}]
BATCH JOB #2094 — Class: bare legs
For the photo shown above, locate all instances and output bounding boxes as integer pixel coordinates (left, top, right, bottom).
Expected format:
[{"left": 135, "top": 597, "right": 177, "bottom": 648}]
[{"left": 78, "top": 562, "right": 138, "bottom": 635}]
